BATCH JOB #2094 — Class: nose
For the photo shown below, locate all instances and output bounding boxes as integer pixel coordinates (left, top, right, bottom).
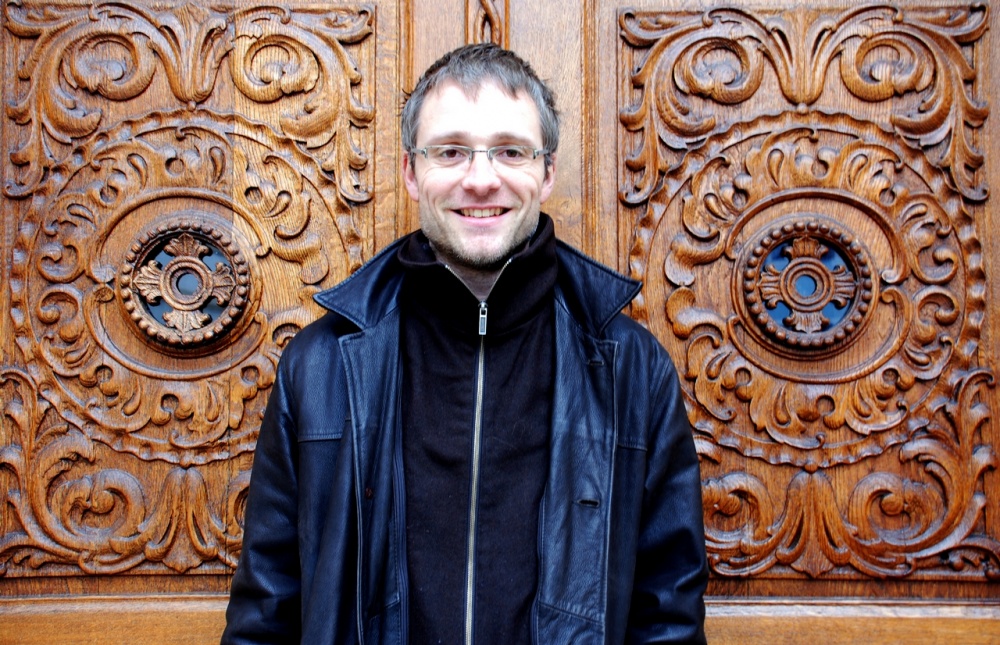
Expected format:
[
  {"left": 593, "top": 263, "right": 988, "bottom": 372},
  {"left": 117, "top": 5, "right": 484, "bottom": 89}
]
[{"left": 461, "top": 151, "right": 502, "bottom": 192}]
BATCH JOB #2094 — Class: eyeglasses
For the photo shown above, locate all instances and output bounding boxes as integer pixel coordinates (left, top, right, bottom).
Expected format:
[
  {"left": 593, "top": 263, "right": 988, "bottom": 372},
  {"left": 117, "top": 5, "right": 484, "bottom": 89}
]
[{"left": 410, "top": 145, "right": 547, "bottom": 169}]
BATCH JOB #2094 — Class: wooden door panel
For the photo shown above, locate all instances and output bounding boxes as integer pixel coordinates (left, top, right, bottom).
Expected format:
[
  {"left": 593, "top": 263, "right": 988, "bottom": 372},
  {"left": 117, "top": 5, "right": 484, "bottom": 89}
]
[
  {"left": 614, "top": 0, "right": 999, "bottom": 595},
  {"left": 0, "top": 0, "right": 400, "bottom": 597}
]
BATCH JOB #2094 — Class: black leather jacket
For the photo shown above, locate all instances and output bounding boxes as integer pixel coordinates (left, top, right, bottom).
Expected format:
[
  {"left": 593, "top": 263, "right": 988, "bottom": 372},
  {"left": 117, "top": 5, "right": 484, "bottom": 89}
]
[{"left": 223, "top": 235, "right": 708, "bottom": 644}]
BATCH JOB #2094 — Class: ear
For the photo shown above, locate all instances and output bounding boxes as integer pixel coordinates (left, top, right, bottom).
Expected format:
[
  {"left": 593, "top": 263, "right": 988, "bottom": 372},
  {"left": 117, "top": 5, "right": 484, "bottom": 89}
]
[
  {"left": 402, "top": 153, "right": 420, "bottom": 201},
  {"left": 540, "top": 153, "right": 557, "bottom": 203}
]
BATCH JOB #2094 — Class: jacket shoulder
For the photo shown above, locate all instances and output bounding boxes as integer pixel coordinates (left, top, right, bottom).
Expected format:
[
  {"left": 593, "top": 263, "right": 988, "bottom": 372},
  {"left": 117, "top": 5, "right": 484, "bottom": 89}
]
[
  {"left": 605, "top": 312, "right": 677, "bottom": 375},
  {"left": 312, "top": 236, "right": 408, "bottom": 328},
  {"left": 274, "top": 311, "right": 349, "bottom": 370}
]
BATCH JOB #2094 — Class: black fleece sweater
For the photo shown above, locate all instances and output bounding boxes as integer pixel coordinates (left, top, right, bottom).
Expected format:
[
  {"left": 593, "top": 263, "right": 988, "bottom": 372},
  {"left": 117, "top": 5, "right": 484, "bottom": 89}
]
[{"left": 398, "top": 216, "right": 558, "bottom": 645}]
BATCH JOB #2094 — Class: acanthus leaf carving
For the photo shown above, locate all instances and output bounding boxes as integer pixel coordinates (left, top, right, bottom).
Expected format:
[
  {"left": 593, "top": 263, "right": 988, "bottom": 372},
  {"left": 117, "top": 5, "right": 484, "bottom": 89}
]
[
  {"left": 619, "top": 5, "right": 988, "bottom": 203},
  {"left": 704, "top": 366, "right": 1000, "bottom": 580},
  {"left": 1, "top": 367, "right": 251, "bottom": 576},
  {"left": 3, "top": 1, "right": 375, "bottom": 204},
  {"left": 230, "top": 5, "right": 375, "bottom": 203}
]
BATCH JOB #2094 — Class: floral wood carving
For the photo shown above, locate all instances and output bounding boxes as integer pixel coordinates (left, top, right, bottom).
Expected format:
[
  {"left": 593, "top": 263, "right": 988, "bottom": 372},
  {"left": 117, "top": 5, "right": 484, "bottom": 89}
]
[
  {"left": 0, "top": 367, "right": 250, "bottom": 575},
  {"left": 10, "top": 110, "right": 361, "bottom": 468},
  {"left": 3, "top": 0, "right": 375, "bottom": 203},
  {"left": 467, "top": 0, "right": 507, "bottom": 46},
  {"left": 619, "top": 5, "right": 989, "bottom": 202},
  {"left": 621, "top": 4, "right": 997, "bottom": 581},
  {"left": 703, "top": 369, "right": 997, "bottom": 579},
  {"left": 2, "top": 1, "right": 372, "bottom": 578},
  {"left": 626, "top": 109, "right": 998, "bottom": 579}
]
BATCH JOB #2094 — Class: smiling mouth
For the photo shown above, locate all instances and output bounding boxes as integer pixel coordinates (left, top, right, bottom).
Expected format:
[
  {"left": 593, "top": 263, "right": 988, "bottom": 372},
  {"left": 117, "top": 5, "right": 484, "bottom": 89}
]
[{"left": 457, "top": 207, "right": 507, "bottom": 218}]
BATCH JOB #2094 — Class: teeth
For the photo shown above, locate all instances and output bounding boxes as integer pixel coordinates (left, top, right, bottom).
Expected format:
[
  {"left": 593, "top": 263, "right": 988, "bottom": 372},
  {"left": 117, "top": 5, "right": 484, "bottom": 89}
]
[{"left": 459, "top": 208, "right": 504, "bottom": 218}]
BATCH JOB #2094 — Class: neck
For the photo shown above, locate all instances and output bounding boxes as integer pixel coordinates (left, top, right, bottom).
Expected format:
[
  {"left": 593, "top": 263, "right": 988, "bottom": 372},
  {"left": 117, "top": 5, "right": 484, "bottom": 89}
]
[{"left": 443, "top": 263, "right": 506, "bottom": 301}]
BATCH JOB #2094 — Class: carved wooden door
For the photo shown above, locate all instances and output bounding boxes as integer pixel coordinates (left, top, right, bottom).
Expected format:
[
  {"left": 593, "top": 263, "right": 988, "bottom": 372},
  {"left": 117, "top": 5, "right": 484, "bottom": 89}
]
[
  {"left": 2, "top": 0, "right": 998, "bottom": 643},
  {"left": 0, "top": 0, "right": 405, "bottom": 639}
]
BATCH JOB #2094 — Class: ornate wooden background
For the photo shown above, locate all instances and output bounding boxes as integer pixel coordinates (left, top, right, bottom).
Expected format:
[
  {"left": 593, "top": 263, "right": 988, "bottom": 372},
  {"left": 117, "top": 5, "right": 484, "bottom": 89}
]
[{"left": 2, "top": 0, "right": 999, "bottom": 642}]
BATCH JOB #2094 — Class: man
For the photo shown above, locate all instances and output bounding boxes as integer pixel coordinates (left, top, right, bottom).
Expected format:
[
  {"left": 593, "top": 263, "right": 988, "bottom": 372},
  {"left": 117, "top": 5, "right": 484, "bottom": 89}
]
[{"left": 223, "top": 43, "right": 707, "bottom": 644}]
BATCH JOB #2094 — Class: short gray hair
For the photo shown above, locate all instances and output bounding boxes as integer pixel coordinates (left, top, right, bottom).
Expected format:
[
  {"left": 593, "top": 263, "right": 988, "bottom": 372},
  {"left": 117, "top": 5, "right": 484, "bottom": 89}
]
[{"left": 401, "top": 43, "right": 559, "bottom": 165}]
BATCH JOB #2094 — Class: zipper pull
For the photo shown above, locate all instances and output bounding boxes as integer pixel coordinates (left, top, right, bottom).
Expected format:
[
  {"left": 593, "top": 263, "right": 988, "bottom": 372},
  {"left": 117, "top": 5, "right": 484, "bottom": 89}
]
[{"left": 478, "top": 301, "right": 488, "bottom": 336}]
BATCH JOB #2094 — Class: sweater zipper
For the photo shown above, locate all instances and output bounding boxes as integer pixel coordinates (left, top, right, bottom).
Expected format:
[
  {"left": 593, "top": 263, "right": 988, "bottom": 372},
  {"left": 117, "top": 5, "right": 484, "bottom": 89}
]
[
  {"left": 465, "top": 306, "right": 487, "bottom": 645},
  {"left": 441, "top": 260, "right": 510, "bottom": 645}
]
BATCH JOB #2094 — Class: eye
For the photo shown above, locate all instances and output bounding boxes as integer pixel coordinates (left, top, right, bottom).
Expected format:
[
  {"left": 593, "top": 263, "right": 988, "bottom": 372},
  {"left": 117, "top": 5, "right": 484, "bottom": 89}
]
[
  {"left": 431, "top": 146, "right": 469, "bottom": 162},
  {"left": 494, "top": 146, "right": 530, "bottom": 162}
]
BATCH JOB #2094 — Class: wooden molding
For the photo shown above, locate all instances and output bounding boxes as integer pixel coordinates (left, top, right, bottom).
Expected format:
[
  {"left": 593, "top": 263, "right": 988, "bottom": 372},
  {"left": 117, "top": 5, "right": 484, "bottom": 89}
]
[
  {"left": 1, "top": 595, "right": 998, "bottom": 644},
  {"left": 0, "top": 595, "right": 228, "bottom": 645},
  {"left": 705, "top": 598, "right": 1000, "bottom": 645}
]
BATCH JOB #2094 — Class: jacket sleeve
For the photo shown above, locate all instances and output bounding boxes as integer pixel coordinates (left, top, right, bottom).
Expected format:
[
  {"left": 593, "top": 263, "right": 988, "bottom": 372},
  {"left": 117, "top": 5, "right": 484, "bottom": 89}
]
[
  {"left": 626, "top": 344, "right": 708, "bottom": 644},
  {"left": 222, "top": 352, "right": 303, "bottom": 644}
]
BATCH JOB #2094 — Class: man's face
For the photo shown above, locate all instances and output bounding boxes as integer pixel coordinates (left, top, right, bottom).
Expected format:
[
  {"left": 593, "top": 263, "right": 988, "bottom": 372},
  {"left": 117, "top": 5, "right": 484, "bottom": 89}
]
[{"left": 403, "top": 80, "right": 556, "bottom": 271}]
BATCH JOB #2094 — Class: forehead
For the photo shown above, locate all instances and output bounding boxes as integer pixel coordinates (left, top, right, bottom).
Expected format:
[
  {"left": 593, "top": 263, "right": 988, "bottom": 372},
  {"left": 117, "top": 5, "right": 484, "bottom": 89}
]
[{"left": 415, "top": 80, "right": 543, "bottom": 145}]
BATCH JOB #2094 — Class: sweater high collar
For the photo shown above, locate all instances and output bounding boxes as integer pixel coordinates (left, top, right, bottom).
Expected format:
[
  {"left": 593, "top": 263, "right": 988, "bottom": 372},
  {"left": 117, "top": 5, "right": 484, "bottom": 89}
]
[{"left": 398, "top": 214, "right": 559, "bottom": 338}]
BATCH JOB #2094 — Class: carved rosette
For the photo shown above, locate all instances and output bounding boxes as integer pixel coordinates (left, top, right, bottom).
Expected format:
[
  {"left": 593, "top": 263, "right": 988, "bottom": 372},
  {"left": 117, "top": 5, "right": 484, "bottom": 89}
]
[
  {"left": 628, "top": 110, "right": 997, "bottom": 579},
  {"left": 120, "top": 224, "right": 249, "bottom": 348},
  {"left": 741, "top": 220, "right": 874, "bottom": 353}
]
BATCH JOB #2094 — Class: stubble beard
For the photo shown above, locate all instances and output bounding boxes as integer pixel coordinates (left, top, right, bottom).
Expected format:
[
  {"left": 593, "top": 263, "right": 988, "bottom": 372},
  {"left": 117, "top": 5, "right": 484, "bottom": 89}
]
[
  {"left": 430, "top": 231, "right": 526, "bottom": 273},
  {"left": 423, "top": 205, "right": 538, "bottom": 273}
]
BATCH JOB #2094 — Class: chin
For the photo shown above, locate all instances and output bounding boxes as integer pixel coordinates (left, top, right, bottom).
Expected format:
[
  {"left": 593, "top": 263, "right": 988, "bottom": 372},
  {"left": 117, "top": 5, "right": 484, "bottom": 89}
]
[
  {"left": 457, "top": 252, "right": 508, "bottom": 271},
  {"left": 449, "top": 243, "right": 514, "bottom": 270}
]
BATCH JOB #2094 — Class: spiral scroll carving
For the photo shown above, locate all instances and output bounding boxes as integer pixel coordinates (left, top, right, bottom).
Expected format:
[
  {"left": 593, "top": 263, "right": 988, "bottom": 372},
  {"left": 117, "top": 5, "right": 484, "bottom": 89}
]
[
  {"left": 619, "top": 5, "right": 989, "bottom": 202},
  {"left": 4, "top": 1, "right": 375, "bottom": 203},
  {"left": 0, "top": 367, "right": 252, "bottom": 574}
]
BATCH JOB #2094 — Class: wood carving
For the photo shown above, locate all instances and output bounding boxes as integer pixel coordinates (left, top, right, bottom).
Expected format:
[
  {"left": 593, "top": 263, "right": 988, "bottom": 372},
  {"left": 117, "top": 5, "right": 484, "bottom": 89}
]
[
  {"left": 620, "top": 6, "right": 998, "bottom": 581},
  {"left": 1, "top": 1, "right": 374, "bottom": 577},
  {"left": 467, "top": 0, "right": 507, "bottom": 47},
  {"left": 620, "top": 5, "right": 988, "bottom": 202},
  {"left": 1, "top": 366, "right": 250, "bottom": 574},
  {"left": 9, "top": 109, "right": 360, "bottom": 460},
  {"left": 3, "top": 1, "right": 375, "bottom": 204}
]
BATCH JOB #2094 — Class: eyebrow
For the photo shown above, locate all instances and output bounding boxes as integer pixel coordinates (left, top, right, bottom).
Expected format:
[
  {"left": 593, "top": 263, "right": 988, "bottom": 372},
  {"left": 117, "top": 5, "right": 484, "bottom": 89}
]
[{"left": 420, "top": 131, "right": 539, "bottom": 147}]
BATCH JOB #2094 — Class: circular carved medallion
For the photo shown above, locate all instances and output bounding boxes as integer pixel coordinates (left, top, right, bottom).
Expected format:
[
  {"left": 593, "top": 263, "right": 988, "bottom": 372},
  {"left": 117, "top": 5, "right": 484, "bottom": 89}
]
[
  {"left": 10, "top": 110, "right": 361, "bottom": 464},
  {"left": 119, "top": 221, "right": 249, "bottom": 349},
  {"left": 739, "top": 218, "right": 875, "bottom": 357}
]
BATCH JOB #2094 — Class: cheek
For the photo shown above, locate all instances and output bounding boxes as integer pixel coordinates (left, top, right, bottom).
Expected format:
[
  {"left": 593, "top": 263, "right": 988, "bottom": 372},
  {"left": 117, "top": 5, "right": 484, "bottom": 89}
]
[{"left": 415, "top": 173, "right": 456, "bottom": 204}]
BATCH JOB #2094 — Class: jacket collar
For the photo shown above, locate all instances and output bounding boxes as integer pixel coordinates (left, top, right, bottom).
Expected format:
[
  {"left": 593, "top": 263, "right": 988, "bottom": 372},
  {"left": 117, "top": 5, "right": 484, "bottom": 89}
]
[
  {"left": 551, "top": 241, "right": 641, "bottom": 335},
  {"left": 313, "top": 215, "right": 641, "bottom": 336}
]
